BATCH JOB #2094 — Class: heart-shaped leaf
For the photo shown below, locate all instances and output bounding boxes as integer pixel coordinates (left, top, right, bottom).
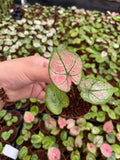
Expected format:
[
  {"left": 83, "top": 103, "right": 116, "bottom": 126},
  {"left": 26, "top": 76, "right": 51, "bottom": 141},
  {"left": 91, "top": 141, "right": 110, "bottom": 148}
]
[
  {"left": 49, "top": 49, "right": 82, "bottom": 92},
  {"left": 45, "top": 84, "right": 69, "bottom": 115},
  {"left": 78, "top": 77, "right": 114, "bottom": 104}
]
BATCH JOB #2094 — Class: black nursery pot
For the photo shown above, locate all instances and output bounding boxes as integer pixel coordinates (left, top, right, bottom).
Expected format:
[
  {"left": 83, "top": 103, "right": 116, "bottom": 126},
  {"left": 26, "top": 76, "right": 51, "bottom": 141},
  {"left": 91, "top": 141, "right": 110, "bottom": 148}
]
[
  {"left": 14, "top": 0, "right": 120, "bottom": 13},
  {"left": 11, "top": 4, "right": 23, "bottom": 21}
]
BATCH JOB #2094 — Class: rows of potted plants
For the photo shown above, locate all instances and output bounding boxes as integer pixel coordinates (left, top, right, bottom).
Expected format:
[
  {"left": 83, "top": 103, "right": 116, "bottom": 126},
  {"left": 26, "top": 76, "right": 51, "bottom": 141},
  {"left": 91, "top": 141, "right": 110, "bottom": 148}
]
[{"left": 0, "top": 1, "right": 120, "bottom": 160}]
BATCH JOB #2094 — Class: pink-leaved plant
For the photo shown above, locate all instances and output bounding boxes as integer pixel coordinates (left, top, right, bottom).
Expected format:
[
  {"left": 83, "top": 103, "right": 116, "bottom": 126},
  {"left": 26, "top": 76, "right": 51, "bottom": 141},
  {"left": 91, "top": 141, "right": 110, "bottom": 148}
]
[
  {"left": 24, "top": 111, "right": 34, "bottom": 123},
  {"left": 70, "top": 126, "right": 80, "bottom": 136},
  {"left": 47, "top": 147, "right": 61, "bottom": 160},
  {"left": 87, "top": 143, "right": 96, "bottom": 154},
  {"left": 49, "top": 49, "right": 82, "bottom": 92},
  {"left": 45, "top": 117, "right": 56, "bottom": 130},
  {"left": 103, "top": 121, "right": 113, "bottom": 133},
  {"left": 58, "top": 117, "right": 66, "bottom": 129},
  {"left": 116, "top": 133, "right": 120, "bottom": 141},
  {"left": 75, "top": 135, "right": 82, "bottom": 148},
  {"left": 66, "top": 119, "right": 75, "bottom": 129},
  {"left": 100, "top": 143, "right": 113, "bottom": 158}
]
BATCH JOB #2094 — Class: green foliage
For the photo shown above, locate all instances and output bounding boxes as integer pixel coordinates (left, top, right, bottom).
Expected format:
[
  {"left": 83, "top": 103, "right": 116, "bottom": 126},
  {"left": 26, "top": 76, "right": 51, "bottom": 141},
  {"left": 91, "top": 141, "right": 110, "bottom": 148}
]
[
  {"left": 18, "top": 146, "right": 28, "bottom": 160},
  {"left": 42, "top": 113, "right": 51, "bottom": 121},
  {"left": 3, "top": 113, "right": 12, "bottom": 121},
  {"left": 30, "top": 106, "right": 39, "bottom": 116},
  {"left": 111, "top": 144, "right": 120, "bottom": 154},
  {"left": 0, "top": 0, "right": 13, "bottom": 21},
  {"left": 0, "top": 142, "right": 3, "bottom": 152},
  {"left": 86, "top": 152, "right": 96, "bottom": 160},
  {"left": 0, "top": 110, "right": 7, "bottom": 119},
  {"left": 1, "top": 129, "right": 13, "bottom": 141},
  {"left": 42, "top": 136, "right": 56, "bottom": 149},
  {"left": 93, "top": 135, "right": 103, "bottom": 148},
  {"left": 60, "top": 131, "right": 68, "bottom": 141},
  {"left": 106, "top": 132, "right": 115, "bottom": 144},
  {"left": 31, "top": 131, "right": 44, "bottom": 149},
  {"left": 78, "top": 76, "right": 114, "bottom": 105},
  {"left": 31, "top": 154, "right": 39, "bottom": 160},
  {"left": 16, "top": 129, "right": 31, "bottom": 145},
  {"left": 63, "top": 137, "right": 74, "bottom": 151},
  {"left": 45, "top": 84, "right": 69, "bottom": 114},
  {"left": 70, "top": 150, "right": 80, "bottom": 160},
  {"left": 23, "top": 117, "right": 38, "bottom": 130}
]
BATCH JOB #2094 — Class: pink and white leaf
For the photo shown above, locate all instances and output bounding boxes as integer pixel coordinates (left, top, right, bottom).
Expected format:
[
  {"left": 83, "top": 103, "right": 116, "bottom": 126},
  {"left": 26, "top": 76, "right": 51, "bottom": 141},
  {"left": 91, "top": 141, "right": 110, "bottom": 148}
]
[
  {"left": 45, "top": 118, "right": 56, "bottom": 130},
  {"left": 66, "top": 119, "right": 75, "bottom": 129},
  {"left": 58, "top": 117, "right": 66, "bottom": 129},
  {"left": 70, "top": 126, "right": 80, "bottom": 136},
  {"left": 116, "top": 133, "right": 120, "bottom": 141},
  {"left": 87, "top": 143, "right": 96, "bottom": 154},
  {"left": 24, "top": 111, "right": 34, "bottom": 123},
  {"left": 103, "top": 121, "right": 113, "bottom": 133},
  {"left": 48, "top": 147, "right": 61, "bottom": 160},
  {"left": 100, "top": 144, "right": 112, "bottom": 158},
  {"left": 49, "top": 50, "right": 82, "bottom": 92}
]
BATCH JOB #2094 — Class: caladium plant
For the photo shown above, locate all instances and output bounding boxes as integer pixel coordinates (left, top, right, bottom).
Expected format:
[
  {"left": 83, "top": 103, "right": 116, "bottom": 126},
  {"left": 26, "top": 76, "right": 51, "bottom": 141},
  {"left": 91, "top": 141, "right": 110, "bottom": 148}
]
[
  {"left": 100, "top": 143, "right": 113, "bottom": 158},
  {"left": 78, "top": 76, "right": 114, "bottom": 105},
  {"left": 58, "top": 116, "right": 66, "bottom": 129},
  {"left": 47, "top": 48, "right": 114, "bottom": 109},
  {"left": 24, "top": 111, "right": 34, "bottom": 123},
  {"left": 45, "top": 117, "right": 57, "bottom": 131},
  {"left": 103, "top": 121, "right": 114, "bottom": 133},
  {"left": 70, "top": 150, "right": 80, "bottom": 160},
  {"left": 48, "top": 49, "right": 82, "bottom": 92},
  {"left": 87, "top": 143, "right": 97, "bottom": 155},
  {"left": 45, "top": 84, "right": 69, "bottom": 115},
  {"left": 47, "top": 147, "right": 61, "bottom": 160}
]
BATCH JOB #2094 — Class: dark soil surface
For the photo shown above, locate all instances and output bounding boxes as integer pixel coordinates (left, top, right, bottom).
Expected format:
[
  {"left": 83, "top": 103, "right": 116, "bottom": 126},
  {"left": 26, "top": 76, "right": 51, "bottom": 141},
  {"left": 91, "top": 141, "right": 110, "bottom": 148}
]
[{"left": 61, "top": 84, "right": 92, "bottom": 118}]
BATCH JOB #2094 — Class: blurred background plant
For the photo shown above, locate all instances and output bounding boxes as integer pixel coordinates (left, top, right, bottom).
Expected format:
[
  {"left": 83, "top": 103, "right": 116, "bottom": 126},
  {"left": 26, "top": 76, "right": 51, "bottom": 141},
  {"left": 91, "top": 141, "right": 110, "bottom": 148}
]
[{"left": 0, "top": 0, "right": 14, "bottom": 21}]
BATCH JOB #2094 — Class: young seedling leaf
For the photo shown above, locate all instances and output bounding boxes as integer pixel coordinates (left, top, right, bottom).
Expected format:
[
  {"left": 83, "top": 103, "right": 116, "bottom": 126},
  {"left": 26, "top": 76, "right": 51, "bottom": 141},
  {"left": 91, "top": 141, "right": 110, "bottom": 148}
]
[
  {"left": 24, "top": 111, "right": 34, "bottom": 123},
  {"left": 103, "top": 121, "right": 113, "bottom": 133},
  {"left": 58, "top": 117, "right": 66, "bottom": 129},
  {"left": 100, "top": 143, "right": 112, "bottom": 158},
  {"left": 49, "top": 49, "right": 82, "bottom": 92},
  {"left": 87, "top": 143, "right": 96, "bottom": 154},
  {"left": 45, "top": 117, "right": 56, "bottom": 130},
  {"left": 45, "top": 84, "right": 69, "bottom": 115},
  {"left": 78, "top": 77, "right": 114, "bottom": 104},
  {"left": 47, "top": 147, "right": 61, "bottom": 160}
]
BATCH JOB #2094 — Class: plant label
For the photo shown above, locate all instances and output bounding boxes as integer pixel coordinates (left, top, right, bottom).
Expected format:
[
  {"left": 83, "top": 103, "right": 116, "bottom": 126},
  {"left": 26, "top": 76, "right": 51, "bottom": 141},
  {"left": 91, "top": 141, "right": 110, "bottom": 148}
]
[
  {"left": 2, "top": 144, "right": 19, "bottom": 160},
  {"left": 21, "top": 0, "right": 27, "bottom": 5}
]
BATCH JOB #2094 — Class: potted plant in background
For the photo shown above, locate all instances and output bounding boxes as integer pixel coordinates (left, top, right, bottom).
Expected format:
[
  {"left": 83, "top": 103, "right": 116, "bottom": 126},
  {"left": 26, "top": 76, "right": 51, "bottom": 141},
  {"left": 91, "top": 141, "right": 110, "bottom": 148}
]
[{"left": 0, "top": 126, "right": 17, "bottom": 143}]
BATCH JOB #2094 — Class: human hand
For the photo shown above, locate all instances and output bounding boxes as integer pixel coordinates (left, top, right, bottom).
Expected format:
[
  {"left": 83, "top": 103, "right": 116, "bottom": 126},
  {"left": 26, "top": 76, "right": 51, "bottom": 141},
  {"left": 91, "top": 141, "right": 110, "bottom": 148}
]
[{"left": 0, "top": 56, "right": 51, "bottom": 110}]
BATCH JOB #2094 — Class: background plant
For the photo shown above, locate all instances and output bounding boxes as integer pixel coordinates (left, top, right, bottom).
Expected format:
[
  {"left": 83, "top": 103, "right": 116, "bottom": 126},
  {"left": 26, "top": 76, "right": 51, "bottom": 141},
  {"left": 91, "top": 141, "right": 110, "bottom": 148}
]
[{"left": 0, "top": 0, "right": 13, "bottom": 21}]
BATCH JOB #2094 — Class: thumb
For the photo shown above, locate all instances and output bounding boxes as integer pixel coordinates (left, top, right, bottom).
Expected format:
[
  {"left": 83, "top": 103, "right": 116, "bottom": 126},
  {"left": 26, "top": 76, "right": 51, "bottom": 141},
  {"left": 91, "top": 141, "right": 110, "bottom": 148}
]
[{"left": 26, "top": 65, "right": 51, "bottom": 84}]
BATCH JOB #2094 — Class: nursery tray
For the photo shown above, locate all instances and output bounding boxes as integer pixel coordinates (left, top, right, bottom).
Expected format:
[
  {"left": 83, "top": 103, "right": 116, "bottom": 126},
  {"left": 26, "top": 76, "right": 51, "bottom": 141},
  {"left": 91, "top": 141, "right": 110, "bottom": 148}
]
[{"left": 14, "top": 0, "right": 120, "bottom": 12}]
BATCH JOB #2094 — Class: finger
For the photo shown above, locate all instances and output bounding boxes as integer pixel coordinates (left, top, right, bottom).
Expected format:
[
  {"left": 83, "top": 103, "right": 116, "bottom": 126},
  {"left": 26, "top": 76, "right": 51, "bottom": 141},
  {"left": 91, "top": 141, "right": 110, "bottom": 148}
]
[
  {"left": 0, "top": 101, "right": 5, "bottom": 110},
  {"left": 26, "top": 66, "right": 51, "bottom": 84},
  {"left": 22, "top": 56, "right": 51, "bottom": 83},
  {"left": 39, "top": 82, "right": 47, "bottom": 91},
  {"left": 6, "top": 85, "right": 33, "bottom": 102},
  {"left": 6, "top": 82, "right": 47, "bottom": 102},
  {"left": 14, "top": 56, "right": 51, "bottom": 83},
  {"left": 6, "top": 56, "right": 49, "bottom": 67},
  {"left": 35, "top": 90, "right": 46, "bottom": 101},
  {"left": 0, "top": 56, "right": 51, "bottom": 90}
]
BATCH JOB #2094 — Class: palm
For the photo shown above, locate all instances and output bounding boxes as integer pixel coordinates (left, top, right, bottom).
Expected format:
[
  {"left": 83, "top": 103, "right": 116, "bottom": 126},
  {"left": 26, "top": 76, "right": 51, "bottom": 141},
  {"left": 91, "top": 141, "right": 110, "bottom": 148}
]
[{"left": 0, "top": 56, "right": 51, "bottom": 110}]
